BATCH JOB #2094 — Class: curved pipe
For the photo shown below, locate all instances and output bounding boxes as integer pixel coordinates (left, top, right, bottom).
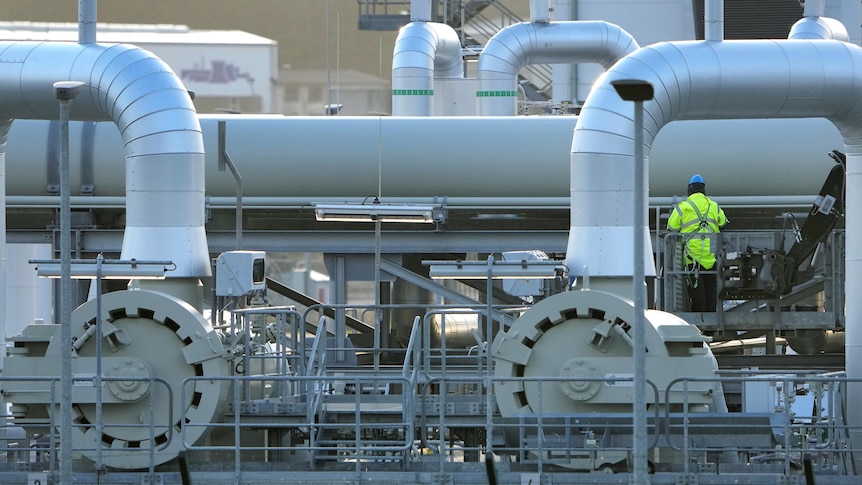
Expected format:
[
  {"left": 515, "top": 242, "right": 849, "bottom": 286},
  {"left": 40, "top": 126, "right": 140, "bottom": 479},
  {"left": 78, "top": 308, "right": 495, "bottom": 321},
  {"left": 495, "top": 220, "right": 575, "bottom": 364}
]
[
  {"left": 477, "top": 21, "right": 639, "bottom": 116},
  {"left": 0, "top": 42, "right": 207, "bottom": 278},
  {"left": 392, "top": 21, "right": 464, "bottom": 116},
  {"left": 789, "top": 0, "right": 848, "bottom": 41},
  {"left": 567, "top": 39, "right": 862, "bottom": 280},
  {"left": 566, "top": 38, "right": 862, "bottom": 439},
  {"left": 789, "top": 17, "right": 849, "bottom": 41}
]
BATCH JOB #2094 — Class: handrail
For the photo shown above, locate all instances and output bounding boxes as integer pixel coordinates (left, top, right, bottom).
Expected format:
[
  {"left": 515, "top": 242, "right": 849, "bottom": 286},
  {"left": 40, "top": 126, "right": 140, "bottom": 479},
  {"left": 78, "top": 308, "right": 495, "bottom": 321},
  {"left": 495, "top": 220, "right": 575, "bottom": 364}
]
[{"left": 665, "top": 373, "right": 857, "bottom": 475}]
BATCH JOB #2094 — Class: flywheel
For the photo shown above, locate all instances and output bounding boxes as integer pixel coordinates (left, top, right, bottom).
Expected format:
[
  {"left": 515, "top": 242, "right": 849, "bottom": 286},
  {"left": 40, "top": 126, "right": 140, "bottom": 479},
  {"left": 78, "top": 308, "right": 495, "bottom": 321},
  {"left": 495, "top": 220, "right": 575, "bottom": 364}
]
[{"left": 46, "top": 289, "right": 229, "bottom": 469}]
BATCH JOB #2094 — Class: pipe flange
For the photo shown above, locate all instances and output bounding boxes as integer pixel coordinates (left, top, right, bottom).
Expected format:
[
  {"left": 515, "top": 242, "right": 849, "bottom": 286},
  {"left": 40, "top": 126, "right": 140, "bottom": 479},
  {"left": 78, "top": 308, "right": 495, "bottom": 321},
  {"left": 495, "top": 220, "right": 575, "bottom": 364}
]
[
  {"left": 559, "top": 358, "right": 602, "bottom": 401},
  {"left": 106, "top": 358, "right": 152, "bottom": 402}
]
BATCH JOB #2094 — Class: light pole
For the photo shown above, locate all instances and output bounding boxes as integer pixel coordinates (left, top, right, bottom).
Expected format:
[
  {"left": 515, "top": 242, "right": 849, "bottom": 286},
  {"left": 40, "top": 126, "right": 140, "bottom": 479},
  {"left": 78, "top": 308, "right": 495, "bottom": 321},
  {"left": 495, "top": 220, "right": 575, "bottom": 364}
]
[
  {"left": 611, "top": 78, "right": 654, "bottom": 484},
  {"left": 53, "top": 80, "right": 85, "bottom": 483}
]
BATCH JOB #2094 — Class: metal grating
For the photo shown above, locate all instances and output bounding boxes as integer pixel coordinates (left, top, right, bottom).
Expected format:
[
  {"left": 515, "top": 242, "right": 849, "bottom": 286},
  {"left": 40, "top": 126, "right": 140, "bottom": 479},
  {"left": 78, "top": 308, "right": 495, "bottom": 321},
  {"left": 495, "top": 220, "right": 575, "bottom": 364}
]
[{"left": 693, "top": 0, "right": 804, "bottom": 40}]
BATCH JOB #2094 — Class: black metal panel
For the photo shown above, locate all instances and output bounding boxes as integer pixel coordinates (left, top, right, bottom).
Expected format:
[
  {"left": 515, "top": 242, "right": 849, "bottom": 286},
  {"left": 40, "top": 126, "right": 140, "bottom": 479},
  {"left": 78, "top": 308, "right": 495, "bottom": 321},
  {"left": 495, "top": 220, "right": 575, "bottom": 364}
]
[{"left": 693, "top": 0, "right": 804, "bottom": 40}]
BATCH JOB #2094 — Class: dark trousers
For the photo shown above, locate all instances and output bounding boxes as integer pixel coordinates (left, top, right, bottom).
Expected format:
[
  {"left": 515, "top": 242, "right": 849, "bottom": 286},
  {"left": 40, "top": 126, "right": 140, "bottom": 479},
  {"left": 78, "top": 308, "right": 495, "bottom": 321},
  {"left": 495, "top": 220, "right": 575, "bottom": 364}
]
[{"left": 686, "top": 263, "right": 717, "bottom": 312}]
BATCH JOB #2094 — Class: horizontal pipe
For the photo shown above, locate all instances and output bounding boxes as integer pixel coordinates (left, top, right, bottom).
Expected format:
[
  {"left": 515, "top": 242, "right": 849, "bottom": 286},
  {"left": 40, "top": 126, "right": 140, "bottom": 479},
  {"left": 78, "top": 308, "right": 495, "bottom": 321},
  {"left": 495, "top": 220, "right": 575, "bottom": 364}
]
[{"left": 4, "top": 195, "right": 823, "bottom": 210}]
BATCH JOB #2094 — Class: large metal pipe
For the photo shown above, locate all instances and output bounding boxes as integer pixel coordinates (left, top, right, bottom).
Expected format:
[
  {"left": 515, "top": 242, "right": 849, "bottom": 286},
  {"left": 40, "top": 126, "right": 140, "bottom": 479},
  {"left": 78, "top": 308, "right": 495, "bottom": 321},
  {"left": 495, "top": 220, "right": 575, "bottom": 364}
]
[
  {"left": 566, "top": 37, "right": 862, "bottom": 452},
  {"left": 4, "top": 115, "right": 843, "bottom": 200},
  {"left": 477, "top": 21, "right": 638, "bottom": 115},
  {"left": 392, "top": 22, "right": 464, "bottom": 116},
  {"left": 789, "top": 0, "right": 849, "bottom": 41},
  {"left": 0, "top": 42, "right": 208, "bottom": 281}
]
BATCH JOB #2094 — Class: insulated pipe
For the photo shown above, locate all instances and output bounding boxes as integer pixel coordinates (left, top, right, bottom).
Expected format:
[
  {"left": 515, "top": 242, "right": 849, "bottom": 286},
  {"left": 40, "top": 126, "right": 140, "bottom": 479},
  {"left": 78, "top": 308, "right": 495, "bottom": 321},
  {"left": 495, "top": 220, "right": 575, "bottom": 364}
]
[
  {"left": 4, "top": 116, "right": 844, "bottom": 199},
  {"left": 477, "top": 21, "right": 638, "bottom": 116},
  {"left": 788, "top": 0, "right": 849, "bottom": 41},
  {"left": 410, "top": 0, "right": 432, "bottom": 22},
  {"left": 0, "top": 42, "right": 208, "bottom": 279},
  {"left": 550, "top": 0, "right": 577, "bottom": 105},
  {"left": 78, "top": 0, "right": 97, "bottom": 44},
  {"left": 704, "top": 0, "right": 723, "bottom": 42},
  {"left": 392, "top": 21, "right": 464, "bottom": 116},
  {"left": 566, "top": 37, "right": 862, "bottom": 451}
]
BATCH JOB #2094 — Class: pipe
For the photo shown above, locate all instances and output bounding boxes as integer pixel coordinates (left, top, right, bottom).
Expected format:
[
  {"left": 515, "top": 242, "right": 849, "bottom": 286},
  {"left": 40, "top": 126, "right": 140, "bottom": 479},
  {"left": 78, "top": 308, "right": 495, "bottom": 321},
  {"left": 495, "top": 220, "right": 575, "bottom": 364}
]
[
  {"left": 410, "top": 0, "right": 432, "bottom": 22},
  {"left": 3, "top": 194, "right": 827, "bottom": 211},
  {"left": 565, "top": 36, "right": 862, "bottom": 453},
  {"left": 704, "top": 0, "right": 723, "bottom": 42},
  {"left": 78, "top": 0, "right": 97, "bottom": 44},
  {"left": 550, "top": 0, "right": 577, "bottom": 105},
  {"left": 530, "top": 0, "right": 551, "bottom": 23},
  {"left": 392, "top": 21, "right": 463, "bottom": 116},
  {"left": 0, "top": 41, "right": 208, "bottom": 282},
  {"left": 788, "top": 0, "right": 849, "bottom": 41},
  {"left": 4, "top": 115, "right": 844, "bottom": 199},
  {"left": 477, "top": 21, "right": 639, "bottom": 116}
]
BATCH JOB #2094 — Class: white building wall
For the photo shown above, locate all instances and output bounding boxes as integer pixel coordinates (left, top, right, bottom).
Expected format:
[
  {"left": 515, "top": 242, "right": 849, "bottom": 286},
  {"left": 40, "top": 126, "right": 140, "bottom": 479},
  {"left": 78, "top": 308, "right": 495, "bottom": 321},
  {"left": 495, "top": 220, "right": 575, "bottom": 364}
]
[{"left": 0, "top": 22, "right": 279, "bottom": 113}]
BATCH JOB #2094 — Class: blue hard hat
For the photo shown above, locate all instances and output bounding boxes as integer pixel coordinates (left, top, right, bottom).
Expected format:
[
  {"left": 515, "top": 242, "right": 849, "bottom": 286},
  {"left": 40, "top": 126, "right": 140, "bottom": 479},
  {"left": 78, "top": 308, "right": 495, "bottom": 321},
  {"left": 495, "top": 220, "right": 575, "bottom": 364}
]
[{"left": 689, "top": 174, "right": 705, "bottom": 185}]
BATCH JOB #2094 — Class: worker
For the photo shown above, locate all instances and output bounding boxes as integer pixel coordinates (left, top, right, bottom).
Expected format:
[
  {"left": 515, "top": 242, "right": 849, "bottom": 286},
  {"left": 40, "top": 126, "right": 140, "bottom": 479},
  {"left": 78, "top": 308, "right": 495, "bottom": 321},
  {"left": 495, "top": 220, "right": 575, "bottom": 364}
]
[{"left": 667, "top": 174, "right": 727, "bottom": 312}]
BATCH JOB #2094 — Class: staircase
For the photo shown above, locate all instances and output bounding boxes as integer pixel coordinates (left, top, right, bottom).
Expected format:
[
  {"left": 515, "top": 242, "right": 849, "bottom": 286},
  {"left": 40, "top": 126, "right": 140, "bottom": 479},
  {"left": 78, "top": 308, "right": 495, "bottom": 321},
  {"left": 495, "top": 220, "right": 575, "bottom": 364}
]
[{"left": 358, "top": 0, "right": 552, "bottom": 106}]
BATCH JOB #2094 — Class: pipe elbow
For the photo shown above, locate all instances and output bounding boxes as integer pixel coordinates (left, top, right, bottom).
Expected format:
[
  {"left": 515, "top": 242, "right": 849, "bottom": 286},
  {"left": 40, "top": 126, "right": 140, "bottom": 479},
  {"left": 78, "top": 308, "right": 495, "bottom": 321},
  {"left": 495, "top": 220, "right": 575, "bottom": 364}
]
[
  {"left": 789, "top": 17, "right": 849, "bottom": 41},
  {"left": 392, "top": 22, "right": 463, "bottom": 79}
]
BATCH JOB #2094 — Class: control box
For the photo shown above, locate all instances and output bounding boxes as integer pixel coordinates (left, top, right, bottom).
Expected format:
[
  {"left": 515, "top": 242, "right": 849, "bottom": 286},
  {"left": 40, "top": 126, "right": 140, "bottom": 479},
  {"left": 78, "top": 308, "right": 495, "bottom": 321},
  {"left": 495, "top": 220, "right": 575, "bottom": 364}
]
[{"left": 215, "top": 251, "right": 266, "bottom": 297}]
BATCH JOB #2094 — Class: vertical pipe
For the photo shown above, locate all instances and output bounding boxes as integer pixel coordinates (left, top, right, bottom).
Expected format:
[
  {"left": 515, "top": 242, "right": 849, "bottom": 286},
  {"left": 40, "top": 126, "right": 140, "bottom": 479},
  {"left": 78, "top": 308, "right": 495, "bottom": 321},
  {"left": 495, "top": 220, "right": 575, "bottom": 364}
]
[
  {"left": 804, "top": 0, "right": 826, "bottom": 17},
  {"left": 704, "top": 0, "right": 724, "bottom": 41},
  {"left": 846, "top": 147, "right": 862, "bottom": 468},
  {"left": 551, "top": 0, "right": 575, "bottom": 106},
  {"left": 410, "top": 0, "right": 432, "bottom": 22},
  {"left": 78, "top": 0, "right": 97, "bottom": 44},
  {"left": 530, "top": 0, "right": 551, "bottom": 23}
]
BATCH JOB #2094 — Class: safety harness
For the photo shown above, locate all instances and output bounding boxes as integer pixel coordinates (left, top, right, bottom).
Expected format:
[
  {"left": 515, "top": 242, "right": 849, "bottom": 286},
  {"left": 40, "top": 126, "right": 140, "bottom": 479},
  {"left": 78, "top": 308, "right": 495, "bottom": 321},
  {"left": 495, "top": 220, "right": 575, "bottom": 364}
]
[{"left": 673, "top": 199, "right": 720, "bottom": 287}]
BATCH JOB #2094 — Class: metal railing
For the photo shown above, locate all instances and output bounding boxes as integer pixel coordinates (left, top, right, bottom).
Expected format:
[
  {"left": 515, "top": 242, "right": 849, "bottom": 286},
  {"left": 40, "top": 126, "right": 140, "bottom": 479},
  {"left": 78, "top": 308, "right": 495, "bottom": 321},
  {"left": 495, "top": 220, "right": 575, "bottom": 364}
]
[
  {"left": 3, "top": 304, "right": 861, "bottom": 483},
  {"left": 660, "top": 229, "right": 844, "bottom": 331}
]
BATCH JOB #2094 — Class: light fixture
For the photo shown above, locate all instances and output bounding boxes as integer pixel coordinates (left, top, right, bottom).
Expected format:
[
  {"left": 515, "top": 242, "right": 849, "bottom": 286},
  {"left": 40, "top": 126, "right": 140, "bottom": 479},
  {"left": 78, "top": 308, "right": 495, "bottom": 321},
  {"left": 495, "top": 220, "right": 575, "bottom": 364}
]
[
  {"left": 314, "top": 203, "right": 438, "bottom": 223},
  {"left": 31, "top": 258, "right": 174, "bottom": 279},
  {"left": 610, "top": 79, "right": 654, "bottom": 102},
  {"left": 425, "top": 259, "right": 565, "bottom": 279}
]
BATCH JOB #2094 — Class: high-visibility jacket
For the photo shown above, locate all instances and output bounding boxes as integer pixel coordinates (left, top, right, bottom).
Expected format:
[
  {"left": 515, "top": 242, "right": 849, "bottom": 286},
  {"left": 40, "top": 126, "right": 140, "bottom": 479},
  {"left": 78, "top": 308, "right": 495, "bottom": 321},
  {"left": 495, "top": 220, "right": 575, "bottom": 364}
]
[{"left": 667, "top": 192, "right": 727, "bottom": 270}]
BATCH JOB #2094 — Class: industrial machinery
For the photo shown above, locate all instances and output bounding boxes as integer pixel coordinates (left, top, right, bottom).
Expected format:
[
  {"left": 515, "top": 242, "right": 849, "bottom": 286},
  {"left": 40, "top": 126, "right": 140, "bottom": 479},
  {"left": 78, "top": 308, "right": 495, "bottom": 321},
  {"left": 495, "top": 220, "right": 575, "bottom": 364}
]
[
  {"left": 4, "top": 289, "right": 230, "bottom": 469},
  {"left": 1, "top": 0, "right": 860, "bottom": 482},
  {"left": 0, "top": 259, "right": 735, "bottom": 472},
  {"left": 492, "top": 289, "right": 726, "bottom": 471},
  {"left": 492, "top": 290, "right": 722, "bottom": 416},
  {"left": 720, "top": 151, "right": 845, "bottom": 301}
]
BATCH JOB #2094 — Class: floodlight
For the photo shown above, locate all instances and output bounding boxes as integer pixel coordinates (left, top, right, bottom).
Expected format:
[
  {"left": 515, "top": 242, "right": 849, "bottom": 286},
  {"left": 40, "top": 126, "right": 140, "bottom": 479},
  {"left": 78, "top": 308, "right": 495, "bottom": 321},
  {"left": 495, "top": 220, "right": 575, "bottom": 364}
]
[
  {"left": 31, "top": 258, "right": 173, "bottom": 279},
  {"left": 610, "top": 79, "right": 654, "bottom": 102},
  {"left": 425, "top": 259, "right": 565, "bottom": 279},
  {"left": 314, "top": 203, "right": 437, "bottom": 223}
]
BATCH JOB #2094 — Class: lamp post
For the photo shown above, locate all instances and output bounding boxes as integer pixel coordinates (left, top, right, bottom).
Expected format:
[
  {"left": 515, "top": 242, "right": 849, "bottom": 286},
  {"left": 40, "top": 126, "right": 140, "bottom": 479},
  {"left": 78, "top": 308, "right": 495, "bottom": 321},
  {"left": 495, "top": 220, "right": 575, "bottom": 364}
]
[
  {"left": 611, "top": 78, "right": 654, "bottom": 484},
  {"left": 53, "top": 80, "right": 85, "bottom": 483}
]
